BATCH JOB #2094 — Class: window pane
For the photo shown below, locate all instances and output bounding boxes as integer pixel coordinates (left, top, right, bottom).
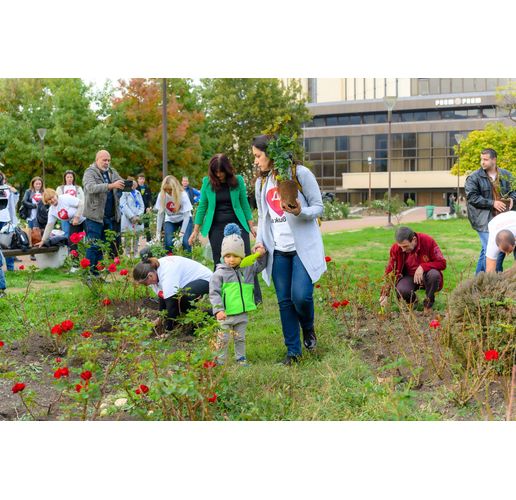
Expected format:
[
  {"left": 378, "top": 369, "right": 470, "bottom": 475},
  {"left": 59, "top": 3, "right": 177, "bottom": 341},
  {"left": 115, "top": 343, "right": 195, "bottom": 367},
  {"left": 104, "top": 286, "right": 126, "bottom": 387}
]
[
  {"left": 405, "top": 148, "right": 416, "bottom": 157},
  {"left": 419, "top": 148, "right": 431, "bottom": 158},
  {"left": 414, "top": 111, "right": 427, "bottom": 121},
  {"left": 350, "top": 160, "right": 362, "bottom": 172},
  {"left": 401, "top": 112, "right": 414, "bottom": 122},
  {"left": 326, "top": 116, "right": 338, "bottom": 126},
  {"left": 391, "top": 159, "right": 403, "bottom": 171},
  {"left": 313, "top": 117, "right": 325, "bottom": 127},
  {"left": 433, "top": 132, "right": 446, "bottom": 147},
  {"left": 323, "top": 162, "right": 335, "bottom": 177},
  {"left": 336, "top": 136, "right": 348, "bottom": 151},
  {"left": 349, "top": 136, "right": 361, "bottom": 151},
  {"left": 482, "top": 107, "right": 496, "bottom": 118},
  {"left": 403, "top": 133, "right": 416, "bottom": 149},
  {"left": 338, "top": 115, "right": 350, "bottom": 125},
  {"left": 375, "top": 134, "right": 388, "bottom": 150},
  {"left": 323, "top": 137, "right": 335, "bottom": 151},
  {"left": 392, "top": 134, "right": 402, "bottom": 149},
  {"left": 433, "top": 157, "right": 446, "bottom": 170},
  {"left": 363, "top": 113, "right": 376, "bottom": 124},
  {"left": 349, "top": 115, "right": 361, "bottom": 125},
  {"left": 418, "top": 158, "right": 431, "bottom": 170},
  {"left": 427, "top": 110, "right": 440, "bottom": 120},
  {"left": 336, "top": 161, "right": 348, "bottom": 175},
  {"left": 418, "top": 132, "right": 431, "bottom": 148},
  {"left": 336, "top": 151, "right": 348, "bottom": 160},
  {"left": 309, "top": 138, "right": 322, "bottom": 152},
  {"left": 363, "top": 135, "right": 375, "bottom": 150}
]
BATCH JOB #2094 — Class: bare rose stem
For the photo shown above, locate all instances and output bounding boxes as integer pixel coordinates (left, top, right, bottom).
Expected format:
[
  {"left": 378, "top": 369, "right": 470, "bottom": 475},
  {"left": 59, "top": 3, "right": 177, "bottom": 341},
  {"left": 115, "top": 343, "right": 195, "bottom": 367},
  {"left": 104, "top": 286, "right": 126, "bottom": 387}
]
[
  {"left": 149, "top": 352, "right": 174, "bottom": 420},
  {"left": 18, "top": 393, "right": 37, "bottom": 420}
]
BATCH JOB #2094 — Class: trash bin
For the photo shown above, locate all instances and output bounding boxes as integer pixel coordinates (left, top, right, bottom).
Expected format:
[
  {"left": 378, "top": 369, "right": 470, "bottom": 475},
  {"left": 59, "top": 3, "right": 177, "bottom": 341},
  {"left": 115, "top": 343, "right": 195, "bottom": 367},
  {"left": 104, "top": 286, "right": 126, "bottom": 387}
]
[{"left": 425, "top": 205, "right": 435, "bottom": 218}]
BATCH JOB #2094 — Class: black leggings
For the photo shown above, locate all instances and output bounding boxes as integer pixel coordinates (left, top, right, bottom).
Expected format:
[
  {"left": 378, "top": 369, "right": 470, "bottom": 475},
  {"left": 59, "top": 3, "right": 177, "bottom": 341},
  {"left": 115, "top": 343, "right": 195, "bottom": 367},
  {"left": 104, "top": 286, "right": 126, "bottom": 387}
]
[
  {"left": 159, "top": 279, "right": 210, "bottom": 331},
  {"left": 209, "top": 220, "right": 262, "bottom": 304}
]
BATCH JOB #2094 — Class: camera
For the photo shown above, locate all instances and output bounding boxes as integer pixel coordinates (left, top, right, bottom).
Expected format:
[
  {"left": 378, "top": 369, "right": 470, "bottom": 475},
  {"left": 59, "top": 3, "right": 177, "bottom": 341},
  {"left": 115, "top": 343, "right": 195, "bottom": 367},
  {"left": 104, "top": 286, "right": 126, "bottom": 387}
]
[{"left": 122, "top": 179, "right": 134, "bottom": 192}]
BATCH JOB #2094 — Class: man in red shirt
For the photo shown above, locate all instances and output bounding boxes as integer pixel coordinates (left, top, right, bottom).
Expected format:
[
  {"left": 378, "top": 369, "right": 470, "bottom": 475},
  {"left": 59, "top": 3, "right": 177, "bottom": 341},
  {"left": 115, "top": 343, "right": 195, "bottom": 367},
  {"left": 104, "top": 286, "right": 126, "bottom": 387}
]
[{"left": 379, "top": 226, "right": 446, "bottom": 313}]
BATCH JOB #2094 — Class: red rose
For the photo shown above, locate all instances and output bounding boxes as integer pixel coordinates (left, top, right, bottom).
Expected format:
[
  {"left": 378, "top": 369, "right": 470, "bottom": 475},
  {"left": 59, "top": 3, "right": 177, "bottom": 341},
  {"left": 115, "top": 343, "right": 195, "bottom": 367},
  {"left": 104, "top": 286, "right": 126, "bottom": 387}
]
[
  {"left": 158, "top": 291, "right": 164, "bottom": 299},
  {"left": 51, "top": 324, "right": 64, "bottom": 335},
  {"left": 113, "top": 257, "right": 121, "bottom": 265},
  {"left": 54, "top": 367, "right": 69, "bottom": 379},
  {"left": 55, "top": 357, "right": 62, "bottom": 363},
  {"left": 167, "top": 252, "right": 173, "bottom": 256},
  {"left": 12, "top": 382, "right": 26, "bottom": 394},
  {"left": 69, "top": 232, "right": 85, "bottom": 244},
  {"left": 0, "top": 341, "right": 4, "bottom": 348},
  {"left": 75, "top": 384, "right": 83, "bottom": 393},
  {"left": 135, "top": 388, "right": 141, "bottom": 395},
  {"left": 484, "top": 350, "right": 499, "bottom": 361},
  {"left": 19, "top": 265, "right": 25, "bottom": 270},
  {"left": 107, "top": 264, "right": 117, "bottom": 273},
  {"left": 325, "top": 256, "right": 332, "bottom": 263},
  {"left": 61, "top": 319, "right": 74, "bottom": 331},
  {"left": 340, "top": 300, "right": 350, "bottom": 307},
  {"left": 203, "top": 360, "right": 217, "bottom": 369},
  {"left": 80, "top": 370, "right": 92, "bottom": 381},
  {"left": 315, "top": 284, "right": 321, "bottom": 289},
  {"left": 81, "top": 331, "right": 92, "bottom": 338},
  {"left": 79, "top": 258, "right": 91, "bottom": 269},
  {"left": 207, "top": 393, "right": 217, "bottom": 403},
  {"left": 102, "top": 298, "right": 111, "bottom": 306},
  {"left": 139, "top": 384, "right": 149, "bottom": 394},
  {"left": 429, "top": 319, "right": 440, "bottom": 329},
  {"left": 96, "top": 262, "right": 105, "bottom": 271},
  {"left": 331, "top": 301, "right": 340, "bottom": 309},
  {"left": 119, "top": 269, "right": 128, "bottom": 276},
  {"left": 70, "top": 249, "right": 79, "bottom": 258}
]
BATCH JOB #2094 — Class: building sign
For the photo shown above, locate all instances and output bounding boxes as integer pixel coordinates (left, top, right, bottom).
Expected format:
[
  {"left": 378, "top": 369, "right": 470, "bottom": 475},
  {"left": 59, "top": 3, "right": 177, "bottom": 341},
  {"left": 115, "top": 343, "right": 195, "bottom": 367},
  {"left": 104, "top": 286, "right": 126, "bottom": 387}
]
[{"left": 435, "top": 97, "right": 482, "bottom": 106}]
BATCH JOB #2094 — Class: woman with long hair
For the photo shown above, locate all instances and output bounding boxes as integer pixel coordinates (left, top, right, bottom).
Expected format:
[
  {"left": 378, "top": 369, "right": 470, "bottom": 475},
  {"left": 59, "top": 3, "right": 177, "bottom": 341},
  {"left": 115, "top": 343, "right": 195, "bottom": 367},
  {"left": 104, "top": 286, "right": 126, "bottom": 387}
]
[
  {"left": 56, "top": 170, "right": 84, "bottom": 238},
  {"left": 21, "top": 176, "right": 44, "bottom": 257},
  {"left": 251, "top": 134, "right": 326, "bottom": 365},
  {"left": 155, "top": 175, "right": 193, "bottom": 252}
]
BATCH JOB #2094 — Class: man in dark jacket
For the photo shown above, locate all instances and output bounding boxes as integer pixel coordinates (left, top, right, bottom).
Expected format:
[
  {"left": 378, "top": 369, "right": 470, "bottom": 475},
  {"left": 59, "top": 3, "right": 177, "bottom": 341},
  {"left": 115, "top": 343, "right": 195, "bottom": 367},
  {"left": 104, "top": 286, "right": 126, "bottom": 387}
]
[
  {"left": 82, "top": 150, "right": 125, "bottom": 272},
  {"left": 136, "top": 173, "right": 153, "bottom": 242},
  {"left": 465, "top": 148, "right": 515, "bottom": 274},
  {"left": 380, "top": 226, "right": 447, "bottom": 314}
]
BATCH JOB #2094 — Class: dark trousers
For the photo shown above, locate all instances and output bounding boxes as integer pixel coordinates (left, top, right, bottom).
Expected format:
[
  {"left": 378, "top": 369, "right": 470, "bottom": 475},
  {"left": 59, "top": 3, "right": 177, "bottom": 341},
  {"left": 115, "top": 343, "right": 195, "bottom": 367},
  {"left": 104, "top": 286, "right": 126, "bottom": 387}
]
[
  {"left": 209, "top": 221, "right": 262, "bottom": 304},
  {"left": 68, "top": 222, "right": 84, "bottom": 252},
  {"left": 85, "top": 217, "right": 120, "bottom": 272},
  {"left": 396, "top": 269, "right": 441, "bottom": 308},
  {"left": 159, "top": 278, "right": 210, "bottom": 331}
]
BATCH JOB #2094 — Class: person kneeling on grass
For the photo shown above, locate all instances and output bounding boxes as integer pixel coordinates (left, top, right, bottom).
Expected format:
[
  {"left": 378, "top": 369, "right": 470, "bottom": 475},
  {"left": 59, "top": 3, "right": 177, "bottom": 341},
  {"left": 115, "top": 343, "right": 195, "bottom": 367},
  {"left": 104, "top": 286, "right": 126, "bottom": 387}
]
[
  {"left": 209, "top": 224, "right": 267, "bottom": 366},
  {"left": 133, "top": 249, "right": 213, "bottom": 331},
  {"left": 485, "top": 211, "right": 516, "bottom": 273},
  {"left": 379, "top": 226, "right": 446, "bottom": 314}
]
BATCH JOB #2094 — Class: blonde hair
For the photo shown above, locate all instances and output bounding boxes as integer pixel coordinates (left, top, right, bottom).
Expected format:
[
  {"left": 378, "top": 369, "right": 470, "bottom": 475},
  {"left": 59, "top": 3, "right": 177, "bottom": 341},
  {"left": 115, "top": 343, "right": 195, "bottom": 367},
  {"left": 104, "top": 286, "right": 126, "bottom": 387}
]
[
  {"left": 159, "top": 175, "right": 183, "bottom": 213},
  {"left": 43, "top": 188, "right": 57, "bottom": 204}
]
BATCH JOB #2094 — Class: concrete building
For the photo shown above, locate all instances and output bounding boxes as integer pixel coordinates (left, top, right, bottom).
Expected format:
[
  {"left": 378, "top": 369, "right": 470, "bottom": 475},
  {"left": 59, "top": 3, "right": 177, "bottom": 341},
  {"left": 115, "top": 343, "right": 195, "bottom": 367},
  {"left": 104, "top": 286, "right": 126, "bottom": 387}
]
[{"left": 297, "top": 78, "right": 515, "bottom": 206}]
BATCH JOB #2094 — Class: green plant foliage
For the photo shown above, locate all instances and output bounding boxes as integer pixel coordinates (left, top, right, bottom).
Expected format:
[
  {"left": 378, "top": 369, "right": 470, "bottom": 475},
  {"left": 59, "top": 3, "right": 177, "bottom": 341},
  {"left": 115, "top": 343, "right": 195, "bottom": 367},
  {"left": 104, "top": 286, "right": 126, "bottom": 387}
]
[{"left": 265, "top": 134, "right": 296, "bottom": 181}]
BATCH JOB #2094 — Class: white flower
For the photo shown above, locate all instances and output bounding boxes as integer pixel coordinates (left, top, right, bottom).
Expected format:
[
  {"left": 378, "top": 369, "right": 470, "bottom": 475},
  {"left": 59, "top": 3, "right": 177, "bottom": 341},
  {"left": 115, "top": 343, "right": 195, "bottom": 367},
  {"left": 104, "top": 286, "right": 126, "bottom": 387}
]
[{"left": 114, "top": 398, "right": 127, "bottom": 408}]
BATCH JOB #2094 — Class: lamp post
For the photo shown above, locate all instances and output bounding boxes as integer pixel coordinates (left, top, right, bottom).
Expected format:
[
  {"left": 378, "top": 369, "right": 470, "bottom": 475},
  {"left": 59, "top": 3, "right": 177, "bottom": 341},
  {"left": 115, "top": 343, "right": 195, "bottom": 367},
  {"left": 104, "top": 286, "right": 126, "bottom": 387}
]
[
  {"left": 383, "top": 96, "right": 397, "bottom": 226},
  {"left": 454, "top": 133, "right": 464, "bottom": 203},
  {"left": 162, "top": 78, "right": 168, "bottom": 179},
  {"left": 367, "top": 156, "right": 372, "bottom": 203},
  {"left": 37, "top": 128, "right": 47, "bottom": 185}
]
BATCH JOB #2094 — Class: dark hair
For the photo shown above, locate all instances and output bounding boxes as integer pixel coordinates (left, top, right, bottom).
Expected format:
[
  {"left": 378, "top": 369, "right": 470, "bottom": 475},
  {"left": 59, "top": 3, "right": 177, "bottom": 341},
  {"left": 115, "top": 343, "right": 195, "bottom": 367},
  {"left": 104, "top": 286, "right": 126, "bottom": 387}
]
[
  {"left": 137, "top": 173, "right": 145, "bottom": 179},
  {"left": 481, "top": 148, "right": 497, "bottom": 159},
  {"left": 252, "top": 134, "right": 274, "bottom": 154},
  {"left": 395, "top": 226, "right": 416, "bottom": 243},
  {"left": 133, "top": 256, "right": 160, "bottom": 282},
  {"left": 208, "top": 154, "right": 238, "bottom": 191},
  {"left": 63, "top": 170, "right": 77, "bottom": 185},
  {"left": 495, "top": 229, "right": 515, "bottom": 250}
]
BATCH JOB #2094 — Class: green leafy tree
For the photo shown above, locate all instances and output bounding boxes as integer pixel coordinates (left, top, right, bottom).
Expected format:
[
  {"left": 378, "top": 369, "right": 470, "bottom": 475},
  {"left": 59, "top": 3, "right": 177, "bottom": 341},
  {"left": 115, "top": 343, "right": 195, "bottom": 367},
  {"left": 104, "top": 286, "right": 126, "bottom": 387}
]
[
  {"left": 496, "top": 81, "right": 516, "bottom": 123},
  {"left": 451, "top": 122, "right": 516, "bottom": 177},
  {"left": 199, "top": 78, "right": 310, "bottom": 183}
]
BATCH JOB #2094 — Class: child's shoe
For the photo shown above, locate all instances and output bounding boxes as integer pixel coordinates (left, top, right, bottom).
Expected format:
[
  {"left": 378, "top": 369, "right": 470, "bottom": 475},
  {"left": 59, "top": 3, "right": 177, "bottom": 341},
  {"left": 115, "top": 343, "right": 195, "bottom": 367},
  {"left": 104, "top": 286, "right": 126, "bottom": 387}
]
[{"left": 236, "top": 357, "right": 249, "bottom": 367}]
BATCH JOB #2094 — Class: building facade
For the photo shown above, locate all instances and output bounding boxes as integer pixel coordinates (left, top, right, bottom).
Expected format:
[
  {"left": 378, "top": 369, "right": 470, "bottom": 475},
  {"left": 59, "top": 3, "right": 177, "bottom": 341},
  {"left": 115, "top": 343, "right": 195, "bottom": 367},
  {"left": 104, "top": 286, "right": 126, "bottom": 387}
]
[{"left": 299, "top": 78, "right": 515, "bottom": 206}]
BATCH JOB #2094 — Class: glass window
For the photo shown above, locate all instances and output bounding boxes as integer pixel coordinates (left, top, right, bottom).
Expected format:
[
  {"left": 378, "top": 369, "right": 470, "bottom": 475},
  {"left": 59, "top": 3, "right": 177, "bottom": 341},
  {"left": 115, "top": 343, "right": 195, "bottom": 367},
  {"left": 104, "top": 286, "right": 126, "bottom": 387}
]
[
  {"left": 336, "top": 136, "right": 348, "bottom": 151},
  {"left": 403, "top": 133, "right": 416, "bottom": 149},
  {"left": 418, "top": 133, "right": 431, "bottom": 148},
  {"left": 376, "top": 159, "right": 387, "bottom": 172},
  {"left": 309, "top": 138, "right": 322, "bottom": 153},
  {"left": 427, "top": 111, "right": 440, "bottom": 121},
  {"left": 312, "top": 163, "right": 322, "bottom": 177},
  {"left": 482, "top": 107, "right": 496, "bottom": 118},
  {"left": 405, "top": 159, "right": 416, "bottom": 171},
  {"left": 338, "top": 115, "right": 350, "bottom": 125},
  {"left": 433, "top": 148, "right": 447, "bottom": 157},
  {"left": 375, "top": 112, "right": 387, "bottom": 123},
  {"left": 418, "top": 158, "right": 431, "bottom": 171},
  {"left": 349, "top": 136, "right": 361, "bottom": 152},
  {"left": 375, "top": 134, "right": 388, "bottom": 150},
  {"left": 376, "top": 150, "right": 387, "bottom": 159},
  {"left": 401, "top": 112, "right": 414, "bottom": 122},
  {"left": 392, "top": 149, "right": 403, "bottom": 159},
  {"left": 392, "top": 134, "right": 402, "bottom": 149},
  {"left": 405, "top": 149, "right": 416, "bottom": 157},
  {"left": 468, "top": 108, "right": 482, "bottom": 118},
  {"left": 349, "top": 115, "right": 361, "bottom": 125},
  {"left": 336, "top": 151, "right": 348, "bottom": 160},
  {"left": 363, "top": 135, "right": 375, "bottom": 150},
  {"left": 326, "top": 116, "right": 338, "bottom": 126},
  {"left": 323, "top": 137, "right": 335, "bottom": 152},
  {"left": 414, "top": 111, "right": 427, "bottom": 121},
  {"left": 442, "top": 110, "right": 456, "bottom": 120},
  {"left": 350, "top": 160, "right": 362, "bottom": 173},
  {"left": 433, "top": 158, "right": 446, "bottom": 171},
  {"left": 336, "top": 161, "right": 348, "bottom": 175},
  {"left": 391, "top": 159, "right": 403, "bottom": 172},
  {"left": 304, "top": 138, "right": 310, "bottom": 152},
  {"left": 433, "top": 132, "right": 446, "bottom": 148},
  {"left": 350, "top": 152, "right": 362, "bottom": 160},
  {"left": 454, "top": 109, "right": 468, "bottom": 119},
  {"left": 390, "top": 112, "right": 402, "bottom": 123},
  {"left": 323, "top": 162, "right": 335, "bottom": 177},
  {"left": 419, "top": 148, "right": 431, "bottom": 158},
  {"left": 363, "top": 113, "right": 376, "bottom": 124},
  {"left": 313, "top": 117, "right": 325, "bottom": 127},
  {"left": 322, "top": 151, "right": 334, "bottom": 160}
]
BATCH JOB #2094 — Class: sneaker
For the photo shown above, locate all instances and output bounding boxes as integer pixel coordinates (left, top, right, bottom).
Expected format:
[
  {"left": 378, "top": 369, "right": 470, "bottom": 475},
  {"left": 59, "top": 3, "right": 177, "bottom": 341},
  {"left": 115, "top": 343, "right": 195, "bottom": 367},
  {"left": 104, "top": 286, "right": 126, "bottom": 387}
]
[
  {"left": 280, "top": 354, "right": 300, "bottom": 366},
  {"left": 30, "top": 255, "right": 37, "bottom": 261},
  {"left": 236, "top": 357, "right": 249, "bottom": 367},
  {"left": 303, "top": 328, "right": 317, "bottom": 350}
]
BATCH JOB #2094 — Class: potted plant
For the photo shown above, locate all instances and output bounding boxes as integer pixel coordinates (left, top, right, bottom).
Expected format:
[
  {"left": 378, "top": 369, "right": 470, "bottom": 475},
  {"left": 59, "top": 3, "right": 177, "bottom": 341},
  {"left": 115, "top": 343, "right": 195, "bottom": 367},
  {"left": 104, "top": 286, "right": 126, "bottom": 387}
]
[{"left": 266, "top": 134, "right": 299, "bottom": 209}]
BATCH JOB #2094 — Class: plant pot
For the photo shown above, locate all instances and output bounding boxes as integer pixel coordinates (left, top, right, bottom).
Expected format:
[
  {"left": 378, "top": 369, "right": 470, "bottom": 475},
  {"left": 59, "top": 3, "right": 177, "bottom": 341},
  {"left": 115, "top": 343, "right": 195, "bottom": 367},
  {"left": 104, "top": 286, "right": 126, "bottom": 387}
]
[{"left": 278, "top": 180, "right": 299, "bottom": 209}]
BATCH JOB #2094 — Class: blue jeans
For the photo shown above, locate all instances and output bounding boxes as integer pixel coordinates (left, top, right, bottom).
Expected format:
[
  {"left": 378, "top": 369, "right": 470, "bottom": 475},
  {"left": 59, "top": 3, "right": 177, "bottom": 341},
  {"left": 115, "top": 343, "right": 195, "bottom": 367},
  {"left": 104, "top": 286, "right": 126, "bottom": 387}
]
[
  {"left": 85, "top": 217, "right": 120, "bottom": 272},
  {"left": 0, "top": 221, "right": 14, "bottom": 271},
  {"left": 0, "top": 249, "right": 6, "bottom": 290},
  {"left": 476, "top": 230, "right": 505, "bottom": 274},
  {"left": 272, "top": 250, "right": 314, "bottom": 357},
  {"left": 60, "top": 220, "right": 71, "bottom": 238},
  {"left": 164, "top": 218, "right": 192, "bottom": 253}
]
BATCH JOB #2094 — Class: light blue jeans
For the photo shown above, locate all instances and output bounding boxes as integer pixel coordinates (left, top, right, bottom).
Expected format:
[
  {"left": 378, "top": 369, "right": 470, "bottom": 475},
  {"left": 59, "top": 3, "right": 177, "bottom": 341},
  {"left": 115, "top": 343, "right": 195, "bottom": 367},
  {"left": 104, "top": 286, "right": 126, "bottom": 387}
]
[
  {"left": 475, "top": 231, "right": 505, "bottom": 274},
  {"left": 0, "top": 221, "right": 14, "bottom": 271},
  {"left": 0, "top": 249, "right": 6, "bottom": 290}
]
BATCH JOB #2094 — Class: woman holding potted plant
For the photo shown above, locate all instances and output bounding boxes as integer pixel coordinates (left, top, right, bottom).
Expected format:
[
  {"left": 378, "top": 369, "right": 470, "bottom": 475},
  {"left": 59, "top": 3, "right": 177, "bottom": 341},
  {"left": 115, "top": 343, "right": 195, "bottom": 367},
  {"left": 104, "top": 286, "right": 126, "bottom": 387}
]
[{"left": 251, "top": 134, "right": 326, "bottom": 365}]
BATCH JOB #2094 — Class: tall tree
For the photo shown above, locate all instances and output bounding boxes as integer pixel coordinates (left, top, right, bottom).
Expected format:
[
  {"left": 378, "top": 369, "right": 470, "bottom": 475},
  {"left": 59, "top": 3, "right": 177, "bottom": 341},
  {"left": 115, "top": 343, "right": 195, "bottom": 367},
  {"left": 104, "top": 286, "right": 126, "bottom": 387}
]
[{"left": 199, "top": 78, "right": 310, "bottom": 183}]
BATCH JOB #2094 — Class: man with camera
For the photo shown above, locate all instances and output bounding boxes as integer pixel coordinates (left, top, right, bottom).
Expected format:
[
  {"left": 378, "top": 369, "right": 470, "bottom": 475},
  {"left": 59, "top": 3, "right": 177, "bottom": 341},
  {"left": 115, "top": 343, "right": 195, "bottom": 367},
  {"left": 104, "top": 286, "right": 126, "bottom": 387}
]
[
  {"left": 82, "top": 150, "right": 125, "bottom": 273},
  {"left": 0, "top": 168, "right": 20, "bottom": 274}
]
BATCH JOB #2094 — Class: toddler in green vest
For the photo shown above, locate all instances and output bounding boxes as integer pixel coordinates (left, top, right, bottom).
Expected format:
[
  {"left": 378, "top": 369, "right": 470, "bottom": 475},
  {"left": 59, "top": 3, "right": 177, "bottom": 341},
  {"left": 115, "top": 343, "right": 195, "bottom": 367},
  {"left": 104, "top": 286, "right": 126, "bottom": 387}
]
[{"left": 209, "top": 223, "right": 267, "bottom": 365}]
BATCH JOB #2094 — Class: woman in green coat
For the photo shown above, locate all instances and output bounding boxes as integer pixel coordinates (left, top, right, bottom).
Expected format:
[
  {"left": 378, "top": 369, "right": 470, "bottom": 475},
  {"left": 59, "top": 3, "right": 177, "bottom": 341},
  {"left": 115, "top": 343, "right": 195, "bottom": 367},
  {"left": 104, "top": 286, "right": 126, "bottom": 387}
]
[{"left": 189, "top": 153, "right": 261, "bottom": 302}]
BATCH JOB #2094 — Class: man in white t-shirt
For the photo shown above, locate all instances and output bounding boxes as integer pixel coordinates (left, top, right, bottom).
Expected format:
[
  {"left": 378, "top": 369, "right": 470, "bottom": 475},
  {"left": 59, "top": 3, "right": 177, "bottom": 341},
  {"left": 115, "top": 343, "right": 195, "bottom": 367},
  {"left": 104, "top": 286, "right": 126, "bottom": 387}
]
[{"left": 485, "top": 211, "right": 516, "bottom": 273}]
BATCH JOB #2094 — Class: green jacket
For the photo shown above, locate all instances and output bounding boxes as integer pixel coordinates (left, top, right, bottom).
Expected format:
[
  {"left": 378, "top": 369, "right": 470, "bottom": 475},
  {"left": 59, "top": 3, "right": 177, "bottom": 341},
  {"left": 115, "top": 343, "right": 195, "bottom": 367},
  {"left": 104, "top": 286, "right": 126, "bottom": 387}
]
[{"left": 194, "top": 175, "right": 253, "bottom": 237}]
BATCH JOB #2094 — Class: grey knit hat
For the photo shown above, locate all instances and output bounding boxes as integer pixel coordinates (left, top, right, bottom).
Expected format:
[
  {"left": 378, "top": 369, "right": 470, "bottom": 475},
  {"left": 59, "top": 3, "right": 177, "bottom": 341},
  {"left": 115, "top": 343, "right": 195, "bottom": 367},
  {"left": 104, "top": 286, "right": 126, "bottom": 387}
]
[{"left": 221, "top": 223, "right": 245, "bottom": 259}]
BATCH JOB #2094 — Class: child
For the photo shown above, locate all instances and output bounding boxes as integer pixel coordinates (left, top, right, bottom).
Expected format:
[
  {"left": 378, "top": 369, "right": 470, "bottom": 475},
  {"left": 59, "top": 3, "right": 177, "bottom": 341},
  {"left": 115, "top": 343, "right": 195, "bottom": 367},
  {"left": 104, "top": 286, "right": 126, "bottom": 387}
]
[
  {"left": 209, "top": 223, "right": 267, "bottom": 366},
  {"left": 120, "top": 178, "right": 145, "bottom": 258}
]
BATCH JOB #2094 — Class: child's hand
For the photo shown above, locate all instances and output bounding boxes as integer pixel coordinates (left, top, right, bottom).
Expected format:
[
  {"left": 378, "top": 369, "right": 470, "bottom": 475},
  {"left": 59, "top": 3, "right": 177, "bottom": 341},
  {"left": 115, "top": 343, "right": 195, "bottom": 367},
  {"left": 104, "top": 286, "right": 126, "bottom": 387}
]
[
  {"left": 216, "top": 311, "right": 227, "bottom": 321},
  {"left": 255, "top": 243, "right": 267, "bottom": 256}
]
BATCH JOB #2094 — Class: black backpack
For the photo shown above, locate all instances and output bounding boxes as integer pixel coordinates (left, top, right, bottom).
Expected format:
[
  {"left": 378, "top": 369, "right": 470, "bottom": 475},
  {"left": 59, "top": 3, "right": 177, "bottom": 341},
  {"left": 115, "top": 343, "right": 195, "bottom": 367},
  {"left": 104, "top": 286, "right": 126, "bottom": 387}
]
[{"left": 10, "top": 226, "right": 30, "bottom": 250}]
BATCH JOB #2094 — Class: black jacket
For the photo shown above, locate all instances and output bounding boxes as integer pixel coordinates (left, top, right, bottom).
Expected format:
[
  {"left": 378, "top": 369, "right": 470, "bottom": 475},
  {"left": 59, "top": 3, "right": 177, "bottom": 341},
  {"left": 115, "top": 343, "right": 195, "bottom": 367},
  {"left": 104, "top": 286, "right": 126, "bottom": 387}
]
[
  {"left": 464, "top": 167, "right": 516, "bottom": 232},
  {"left": 136, "top": 184, "right": 153, "bottom": 210}
]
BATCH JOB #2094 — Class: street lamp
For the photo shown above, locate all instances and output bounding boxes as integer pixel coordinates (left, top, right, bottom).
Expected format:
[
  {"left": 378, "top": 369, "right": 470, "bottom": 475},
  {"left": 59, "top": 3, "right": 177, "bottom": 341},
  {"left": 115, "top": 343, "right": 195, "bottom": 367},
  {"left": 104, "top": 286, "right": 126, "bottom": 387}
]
[
  {"left": 37, "top": 128, "right": 47, "bottom": 185},
  {"left": 367, "top": 156, "right": 372, "bottom": 203},
  {"left": 383, "top": 96, "right": 397, "bottom": 226},
  {"left": 162, "top": 78, "right": 168, "bottom": 179},
  {"left": 454, "top": 133, "right": 464, "bottom": 203}
]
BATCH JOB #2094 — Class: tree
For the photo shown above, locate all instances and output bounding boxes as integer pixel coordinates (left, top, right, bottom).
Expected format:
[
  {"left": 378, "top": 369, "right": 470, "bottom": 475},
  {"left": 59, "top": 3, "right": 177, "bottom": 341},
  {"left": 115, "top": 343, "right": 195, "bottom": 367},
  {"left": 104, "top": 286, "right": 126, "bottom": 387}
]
[
  {"left": 496, "top": 82, "right": 516, "bottom": 123},
  {"left": 199, "top": 78, "right": 310, "bottom": 183},
  {"left": 451, "top": 122, "right": 516, "bottom": 177}
]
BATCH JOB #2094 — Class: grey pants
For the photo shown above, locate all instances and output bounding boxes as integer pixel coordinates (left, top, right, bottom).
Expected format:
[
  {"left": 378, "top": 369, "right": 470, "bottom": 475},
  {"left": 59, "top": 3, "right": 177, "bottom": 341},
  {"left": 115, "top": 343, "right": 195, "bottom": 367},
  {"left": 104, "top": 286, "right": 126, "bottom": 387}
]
[{"left": 216, "top": 312, "right": 248, "bottom": 363}]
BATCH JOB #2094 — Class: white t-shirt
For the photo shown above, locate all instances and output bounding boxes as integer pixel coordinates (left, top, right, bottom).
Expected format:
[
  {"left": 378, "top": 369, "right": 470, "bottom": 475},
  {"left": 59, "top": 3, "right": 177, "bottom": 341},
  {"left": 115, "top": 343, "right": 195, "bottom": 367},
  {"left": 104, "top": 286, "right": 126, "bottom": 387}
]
[
  {"left": 155, "top": 191, "right": 192, "bottom": 223},
  {"left": 48, "top": 193, "right": 85, "bottom": 224},
  {"left": 151, "top": 256, "right": 212, "bottom": 299},
  {"left": 62, "top": 184, "right": 79, "bottom": 197},
  {"left": 29, "top": 191, "right": 43, "bottom": 221},
  {"left": 486, "top": 211, "right": 516, "bottom": 259},
  {"left": 265, "top": 175, "right": 296, "bottom": 252}
]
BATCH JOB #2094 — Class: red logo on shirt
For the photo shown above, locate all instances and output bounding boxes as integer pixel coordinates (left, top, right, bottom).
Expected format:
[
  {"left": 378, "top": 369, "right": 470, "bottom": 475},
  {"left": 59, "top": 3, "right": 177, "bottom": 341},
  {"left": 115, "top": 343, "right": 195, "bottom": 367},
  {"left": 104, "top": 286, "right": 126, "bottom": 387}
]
[
  {"left": 58, "top": 208, "right": 69, "bottom": 220},
  {"left": 166, "top": 201, "right": 176, "bottom": 213},
  {"left": 33, "top": 193, "right": 43, "bottom": 203},
  {"left": 65, "top": 188, "right": 77, "bottom": 197},
  {"left": 266, "top": 187, "right": 283, "bottom": 217}
]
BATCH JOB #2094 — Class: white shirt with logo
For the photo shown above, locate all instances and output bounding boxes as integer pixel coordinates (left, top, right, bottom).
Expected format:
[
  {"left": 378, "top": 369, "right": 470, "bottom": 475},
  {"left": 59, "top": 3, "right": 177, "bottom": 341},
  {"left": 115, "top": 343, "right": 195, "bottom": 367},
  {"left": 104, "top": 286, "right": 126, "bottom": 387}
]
[
  {"left": 265, "top": 175, "right": 295, "bottom": 252},
  {"left": 29, "top": 191, "right": 43, "bottom": 221},
  {"left": 62, "top": 185, "right": 79, "bottom": 197},
  {"left": 486, "top": 211, "right": 516, "bottom": 259},
  {"left": 152, "top": 255, "right": 212, "bottom": 299},
  {"left": 155, "top": 192, "right": 192, "bottom": 223},
  {"left": 48, "top": 193, "right": 85, "bottom": 225}
]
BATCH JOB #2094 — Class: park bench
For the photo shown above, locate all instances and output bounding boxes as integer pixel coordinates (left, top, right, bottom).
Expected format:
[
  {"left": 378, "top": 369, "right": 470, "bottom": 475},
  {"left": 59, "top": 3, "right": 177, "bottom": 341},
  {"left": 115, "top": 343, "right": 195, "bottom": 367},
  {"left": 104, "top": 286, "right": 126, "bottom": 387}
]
[
  {"left": 1, "top": 246, "right": 68, "bottom": 269},
  {"left": 1, "top": 246, "right": 60, "bottom": 258}
]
